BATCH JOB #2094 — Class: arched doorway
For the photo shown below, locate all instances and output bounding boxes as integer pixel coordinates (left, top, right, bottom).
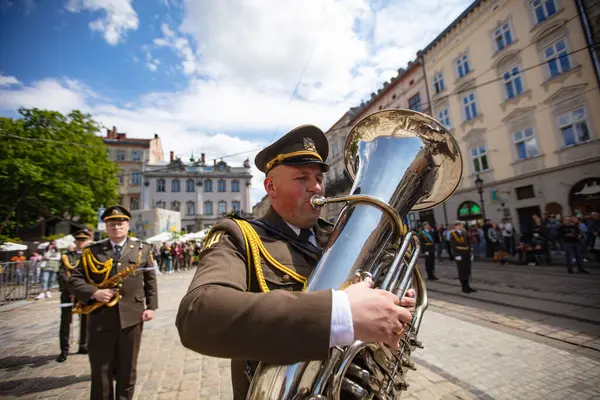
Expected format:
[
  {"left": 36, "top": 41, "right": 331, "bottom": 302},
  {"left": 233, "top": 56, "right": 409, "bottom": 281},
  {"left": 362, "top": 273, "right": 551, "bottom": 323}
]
[
  {"left": 457, "top": 201, "right": 483, "bottom": 225},
  {"left": 570, "top": 177, "right": 600, "bottom": 217},
  {"left": 544, "top": 202, "right": 563, "bottom": 217}
]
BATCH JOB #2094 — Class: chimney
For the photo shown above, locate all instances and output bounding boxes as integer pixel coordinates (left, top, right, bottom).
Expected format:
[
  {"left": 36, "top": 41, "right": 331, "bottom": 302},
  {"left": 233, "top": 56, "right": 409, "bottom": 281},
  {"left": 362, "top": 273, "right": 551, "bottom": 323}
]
[
  {"left": 170, "top": 151, "right": 174, "bottom": 163},
  {"left": 112, "top": 126, "right": 117, "bottom": 139},
  {"left": 201, "top": 153, "right": 205, "bottom": 163},
  {"left": 154, "top": 133, "right": 159, "bottom": 139},
  {"left": 213, "top": 159, "right": 217, "bottom": 166}
]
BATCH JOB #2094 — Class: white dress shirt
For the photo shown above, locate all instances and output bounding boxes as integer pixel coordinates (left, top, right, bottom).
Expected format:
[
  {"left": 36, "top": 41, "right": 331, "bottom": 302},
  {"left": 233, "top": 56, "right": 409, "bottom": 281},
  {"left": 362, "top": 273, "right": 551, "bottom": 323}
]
[{"left": 285, "top": 222, "right": 355, "bottom": 347}]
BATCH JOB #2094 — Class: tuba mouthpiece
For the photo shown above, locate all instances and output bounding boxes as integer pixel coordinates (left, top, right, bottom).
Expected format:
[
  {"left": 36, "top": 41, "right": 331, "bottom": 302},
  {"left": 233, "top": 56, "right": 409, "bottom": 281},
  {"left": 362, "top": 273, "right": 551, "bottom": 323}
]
[{"left": 309, "top": 195, "right": 327, "bottom": 210}]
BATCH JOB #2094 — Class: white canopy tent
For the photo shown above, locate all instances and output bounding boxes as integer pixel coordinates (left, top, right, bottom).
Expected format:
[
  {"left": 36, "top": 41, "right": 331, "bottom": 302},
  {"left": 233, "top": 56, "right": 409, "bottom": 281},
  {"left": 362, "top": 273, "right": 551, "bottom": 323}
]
[
  {"left": 179, "top": 228, "right": 210, "bottom": 242},
  {"left": 0, "top": 242, "right": 28, "bottom": 252},
  {"left": 144, "top": 231, "right": 179, "bottom": 244},
  {"left": 37, "top": 234, "right": 76, "bottom": 250}
]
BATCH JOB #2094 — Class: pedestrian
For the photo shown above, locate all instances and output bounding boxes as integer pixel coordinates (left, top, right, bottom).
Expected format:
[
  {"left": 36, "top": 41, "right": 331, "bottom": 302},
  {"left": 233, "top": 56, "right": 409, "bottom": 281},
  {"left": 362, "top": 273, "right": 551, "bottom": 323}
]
[
  {"left": 56, "top": 229, "right": 92, "bottom": 363},
  {"left": 558, "top": 216, "right": 589, "bottom": 274},
  {"left": 175, "top": 124, "right": 417, "bottom": 400},
  {"left": 68, "top": 205, "right": 158, "bottom": 400},
  {"left": 37, "top": 241, "right": 61, "bottom": 300},
  {"left": 450, "top": 220, "right": 477, "bottom": 293},
  {"left": 419, "top": 221, "right": 438, "bottom": 280}
]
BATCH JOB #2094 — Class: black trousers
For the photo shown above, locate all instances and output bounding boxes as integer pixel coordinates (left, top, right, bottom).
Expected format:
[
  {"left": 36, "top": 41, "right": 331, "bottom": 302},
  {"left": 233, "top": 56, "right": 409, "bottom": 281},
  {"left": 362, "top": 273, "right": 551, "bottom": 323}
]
[
  {"left": 88, "top": 323, "right": 144, "bottom": 400},
  {"left": 455, "top": 251, "right": 472, "bottom": 289},
  {"left": 423, "top": 246, "right": 436, "bottom": 278},
  {"left": 59, "top": 290, "right": 88, "bottom": 352}
]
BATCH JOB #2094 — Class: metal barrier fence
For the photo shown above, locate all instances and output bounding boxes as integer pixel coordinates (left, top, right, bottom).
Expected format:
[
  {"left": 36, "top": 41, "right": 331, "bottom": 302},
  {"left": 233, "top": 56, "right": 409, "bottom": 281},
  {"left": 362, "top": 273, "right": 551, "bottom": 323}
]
[{"left": 0, "top": 260, "right": 52, "bottom": 306}]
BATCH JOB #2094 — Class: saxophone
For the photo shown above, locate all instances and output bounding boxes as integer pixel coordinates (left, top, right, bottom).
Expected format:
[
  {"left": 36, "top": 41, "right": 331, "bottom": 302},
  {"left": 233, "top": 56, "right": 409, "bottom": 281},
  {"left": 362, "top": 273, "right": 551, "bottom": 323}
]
[
  {"left": 246, "top": 109, "right": 463, "bottom": 399},
  {"left": 72, "top": 243, "right": 152, "bottom": 315}
]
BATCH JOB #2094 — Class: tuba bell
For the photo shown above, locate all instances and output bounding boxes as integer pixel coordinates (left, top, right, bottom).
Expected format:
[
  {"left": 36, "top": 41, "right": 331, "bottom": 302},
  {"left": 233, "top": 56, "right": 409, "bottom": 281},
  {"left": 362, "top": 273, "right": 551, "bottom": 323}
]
[{"left": 246, "top": 108, "right": 463, "bottom": 400}]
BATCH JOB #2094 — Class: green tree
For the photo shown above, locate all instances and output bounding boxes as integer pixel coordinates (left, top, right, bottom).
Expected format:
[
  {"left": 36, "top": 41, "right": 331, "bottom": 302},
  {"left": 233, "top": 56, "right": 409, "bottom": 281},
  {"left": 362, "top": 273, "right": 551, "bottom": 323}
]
[{"left": 0, "top": 108, "right": 119, "bottom": 238}]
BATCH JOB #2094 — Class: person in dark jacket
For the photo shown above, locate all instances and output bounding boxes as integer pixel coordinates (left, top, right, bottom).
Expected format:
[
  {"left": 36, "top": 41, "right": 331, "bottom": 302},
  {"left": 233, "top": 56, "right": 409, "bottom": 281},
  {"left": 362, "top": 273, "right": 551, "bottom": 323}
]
[{"left": 450, "top": 221, "right": 477, "bottom": 293}]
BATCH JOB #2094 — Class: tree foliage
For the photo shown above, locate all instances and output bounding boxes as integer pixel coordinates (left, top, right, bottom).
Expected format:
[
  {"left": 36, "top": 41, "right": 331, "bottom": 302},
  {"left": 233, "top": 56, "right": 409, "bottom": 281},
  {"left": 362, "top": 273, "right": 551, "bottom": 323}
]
[{"left": 0, "top": 108, "right": 119, "bottom": 238}]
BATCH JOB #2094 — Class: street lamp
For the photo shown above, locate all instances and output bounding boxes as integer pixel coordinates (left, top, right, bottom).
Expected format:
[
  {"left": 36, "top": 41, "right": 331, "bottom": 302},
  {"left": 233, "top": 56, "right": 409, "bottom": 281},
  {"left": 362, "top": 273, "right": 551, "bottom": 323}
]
[{"left": 475, "top": 173, "right": 486, "bottom": 220}]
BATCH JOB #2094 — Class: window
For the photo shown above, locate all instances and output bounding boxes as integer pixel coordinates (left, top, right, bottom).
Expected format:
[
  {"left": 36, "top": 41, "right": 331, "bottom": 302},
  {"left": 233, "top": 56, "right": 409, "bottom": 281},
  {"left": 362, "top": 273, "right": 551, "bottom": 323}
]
[
  {"left": 456, "top": 54, "right": 471, "bottom": 78},
  {"left": 512, "top": 128, "right": 540, "bottom": 159},
  {"left": 218, "top": 200, "right": 227, "bottom": 215},
  {"left": 231, "top": 180, "right": 240, "bottom": 192},
  {"left": 204, "top": 201, "right": 213, "bottom": 215},
  {"left": 186, "top": 179, "right": 195, "bottom": 192},
  {"left": 545, "top": 39, "right": 571, "bottom": 78},
  {"left": 462, "top": 92, "right": 478, "bottom": 121},
  {"left": 156, "top": 179, "right": 165, "bottom": 192},
  {"left": 218, "top": 179, "right": 226, "bottom": 192},
  {"left": 515, "top": 185, "right": 535, "bottom": 200},
  {"left": 471, "top": 145, "right": 489, "bottom": 172},
  {"left": 494, "top": 22, "right": 513, "bottom": 51},
  {"left": 130, "top": 198, "right": 139, "bottom": 211},
  {"left": 132, "top": 151, "right": 142, "bottom": 162},
  {"left": 408, "top": 93, "right": 421, "bottom": 112},
  {"left": 171, "top": 179, "right": 180, "bottom": 192},
  {"left": 131, "top": 172, "right": 140, "bottom": 185},
  {"left": 232, "top": 201, "right": 240, "bottom": 213},
  {"left": 433, "top": 72, "right": 445, "bottom": 94},
  {"left": 186, "top": 201, "right": 196, "bottom": 216},
  {"left": 155, "top": 200, "right": 166, "bottom": 209},
  {"left": 558, "top": 107, "right": 590, "bottom": 146},
  {"left": 437, "top": 108, "right": 451, "bottom": 129},
  {"left": 186, "top": 225, "right": 195, "bottom": 233},
  {"left": 116, "top": 150, "right": 126, "bottom": 161},
  {"left": 503, "top": 65, "right": 524, "bottom": 99},
  {"left": 531, "top": 0, "right": 557, "bottom": 24},
  {"left": 171, "top": 201, "right": 180, "bottom": 211},
  {"left": 118, "top": 171, "right": 124, "bottom": 185},
  {"left": 204, "top": 179, "right": 213, "bottom": 192}
]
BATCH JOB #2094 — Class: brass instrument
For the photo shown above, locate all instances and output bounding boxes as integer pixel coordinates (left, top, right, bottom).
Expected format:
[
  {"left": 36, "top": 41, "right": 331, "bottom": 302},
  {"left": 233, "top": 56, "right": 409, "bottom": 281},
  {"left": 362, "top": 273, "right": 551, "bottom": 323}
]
[
  {"left": 71, "top": 243, "right": 153, "bottom": 315},
  {"left": 246, "top": 108, "right": 463, "bottom": 399}
]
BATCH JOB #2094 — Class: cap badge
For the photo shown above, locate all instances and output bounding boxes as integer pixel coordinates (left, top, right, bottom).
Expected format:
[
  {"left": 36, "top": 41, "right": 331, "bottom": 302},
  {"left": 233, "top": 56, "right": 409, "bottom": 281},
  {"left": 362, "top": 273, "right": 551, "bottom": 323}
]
[
  {"left": 112, "top": 209, "right": 119, "bottom": 215},
  {"left": 303, "top": 137, "right": 316, "bottom": 152}
]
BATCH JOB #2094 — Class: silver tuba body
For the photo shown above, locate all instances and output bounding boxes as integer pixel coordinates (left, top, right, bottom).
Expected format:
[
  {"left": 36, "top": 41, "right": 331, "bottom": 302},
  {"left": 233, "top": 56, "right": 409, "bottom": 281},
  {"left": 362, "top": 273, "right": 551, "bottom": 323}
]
[{"left": 246, "top": 109, "right": 463, "bottom": 400}]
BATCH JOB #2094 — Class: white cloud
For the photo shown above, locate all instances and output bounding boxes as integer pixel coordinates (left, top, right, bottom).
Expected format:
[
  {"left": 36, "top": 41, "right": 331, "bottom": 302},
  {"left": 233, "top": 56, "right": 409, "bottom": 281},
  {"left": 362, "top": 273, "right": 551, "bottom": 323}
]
[
  {"left": 66, "top": 0, "right": 139, "bottom": 45},
  {"left": 0, "top": 73, "right": 20, "bottom": 87},
  {"left": 0, "top": 78, "right": 88, "bottom": 113}
]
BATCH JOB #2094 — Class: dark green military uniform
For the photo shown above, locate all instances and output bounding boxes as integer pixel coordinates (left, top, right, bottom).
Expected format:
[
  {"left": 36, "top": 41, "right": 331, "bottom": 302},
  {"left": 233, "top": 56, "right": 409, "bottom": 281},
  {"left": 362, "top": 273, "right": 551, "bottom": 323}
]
[
  {"left": 450, "top": 222, "right": 477, "bottom": 293},
  {"left": 176, "top": 124, "right": 336, "bottom": 400},
  {"left": 418, "top": 223, "right": 437, "bottom": 280},
  {"left": 56, "top": 229, "right": 91, "bottom": 363},
  {"left": 68, "top": 206, "right": 158, "bottom": 400}
]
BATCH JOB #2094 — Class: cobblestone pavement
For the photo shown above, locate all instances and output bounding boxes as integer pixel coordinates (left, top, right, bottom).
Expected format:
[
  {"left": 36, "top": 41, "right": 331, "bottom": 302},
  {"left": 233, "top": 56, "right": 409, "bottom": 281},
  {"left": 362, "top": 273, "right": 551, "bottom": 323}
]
[
  {"left": 0, "top": 271, "right": 474, "bottom": 400},
  {"left": 420, "top": 259, "right": 600, "bottom": 350}
]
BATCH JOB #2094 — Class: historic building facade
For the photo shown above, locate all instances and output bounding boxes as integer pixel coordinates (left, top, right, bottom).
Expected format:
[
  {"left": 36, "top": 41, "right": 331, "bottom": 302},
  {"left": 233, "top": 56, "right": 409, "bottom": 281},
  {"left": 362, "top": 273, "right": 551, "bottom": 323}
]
[
  {"left": 143, "top": 153, "right": 253, "bottom": 232},
  {"left": 103, "top": 126, "right": 164, "bottom": 211},
  {"left": 420, "top": 0, "right": 600, "bottom": 231}
]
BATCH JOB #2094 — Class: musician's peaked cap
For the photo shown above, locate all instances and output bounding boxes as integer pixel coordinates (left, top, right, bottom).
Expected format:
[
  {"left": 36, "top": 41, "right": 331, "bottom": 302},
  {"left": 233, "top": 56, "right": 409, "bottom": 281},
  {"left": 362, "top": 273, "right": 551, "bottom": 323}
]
[
  {"left": 73, "top": 229, "right": 92, "bottom": 240},
  {"left": 101, "top": 205, "right": 132, "bottom": 222},
  {"left": 255, "top": 124, "right": 329, "bottom": 174}
]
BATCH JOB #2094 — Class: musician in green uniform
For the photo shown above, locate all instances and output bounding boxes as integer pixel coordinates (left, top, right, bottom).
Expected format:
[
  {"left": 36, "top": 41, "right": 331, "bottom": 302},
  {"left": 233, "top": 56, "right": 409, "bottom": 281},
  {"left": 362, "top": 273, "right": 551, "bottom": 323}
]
[
  {"left": 176, "top": 124, "right": 417, "bottom": 399},
  {"left": 450, "top": 220, "right": 477, "bottom": 293},
  {"left": 68, "top": 205, "right": 158, "bottom": 400},
  {"left": 56, "top": 229, "right": 92, "bottom": 363},
  {"left": 418, "top": 221, "right": 438, "bottom": 280}
]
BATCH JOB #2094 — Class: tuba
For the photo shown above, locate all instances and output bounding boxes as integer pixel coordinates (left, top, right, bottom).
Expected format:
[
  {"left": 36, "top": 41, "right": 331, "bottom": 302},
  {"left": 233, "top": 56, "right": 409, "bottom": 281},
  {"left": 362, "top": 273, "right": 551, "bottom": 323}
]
[{"left": 246, "top": 108, "right": 463, "bottom": 400}]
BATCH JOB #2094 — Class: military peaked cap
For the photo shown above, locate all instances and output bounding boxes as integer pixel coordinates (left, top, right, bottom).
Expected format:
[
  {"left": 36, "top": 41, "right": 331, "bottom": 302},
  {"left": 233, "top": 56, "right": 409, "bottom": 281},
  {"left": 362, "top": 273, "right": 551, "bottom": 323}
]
[
  {"left": 73, "top": 229, "right": 92, "bottom": 240},
  {"left": 255, "top": 124, "right": 329, "bottom": 175},
  {"left": 101, "top": 205, "right": 132, "bottom": 222}
]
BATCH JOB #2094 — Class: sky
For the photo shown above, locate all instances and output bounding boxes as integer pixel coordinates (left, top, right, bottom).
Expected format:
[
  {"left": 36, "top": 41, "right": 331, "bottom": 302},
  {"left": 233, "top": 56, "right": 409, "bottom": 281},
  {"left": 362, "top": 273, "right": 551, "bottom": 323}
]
[{"left": 0, "top": 0, "right": 474, "bottom": 206}]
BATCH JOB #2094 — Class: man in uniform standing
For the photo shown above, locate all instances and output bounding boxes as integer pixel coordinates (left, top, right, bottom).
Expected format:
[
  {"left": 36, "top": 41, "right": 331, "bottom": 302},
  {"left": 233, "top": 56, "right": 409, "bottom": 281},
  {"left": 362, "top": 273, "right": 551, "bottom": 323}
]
[
  {"left": 176, "top": 124, "right": 417, "bottom": 400},
  {"left": 419, "top": 221, "right": 438, "bottom": 280},
  {"left": 56, "top": 229, "right": 92, "bottom": 363},
  {"left": 450, "top": 221, "right": 477, "bottom": 293},
  {"left": 68, "top": 205, "right": 158, "bottom": 400}
]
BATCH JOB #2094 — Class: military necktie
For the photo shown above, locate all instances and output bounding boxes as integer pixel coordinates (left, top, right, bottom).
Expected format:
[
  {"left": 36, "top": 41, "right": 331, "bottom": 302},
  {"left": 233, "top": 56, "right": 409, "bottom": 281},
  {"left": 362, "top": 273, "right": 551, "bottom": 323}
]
[
  {"left": 113, "top": 245, "right": 122, "bottom": 261},
  {"left": 299, "top": 228, "right": 313, "bottom": 243}
]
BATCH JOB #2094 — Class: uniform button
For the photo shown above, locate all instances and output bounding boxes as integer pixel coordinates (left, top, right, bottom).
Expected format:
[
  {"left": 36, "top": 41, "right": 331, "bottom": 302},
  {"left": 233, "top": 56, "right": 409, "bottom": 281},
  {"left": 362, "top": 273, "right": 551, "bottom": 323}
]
[
  {"left": 281, "top": 274, "right": 290, "bottom": 282},
  {"left": 117, "top": 263, "right": 122, "bottom": 266}
]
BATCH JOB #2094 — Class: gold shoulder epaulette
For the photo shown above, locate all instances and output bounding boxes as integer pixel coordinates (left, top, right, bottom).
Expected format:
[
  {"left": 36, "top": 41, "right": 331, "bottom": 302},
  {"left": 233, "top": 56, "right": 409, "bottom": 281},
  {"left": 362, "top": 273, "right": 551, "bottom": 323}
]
[{"left": 62, "top": 253, "right": 79, "bottom": 270}]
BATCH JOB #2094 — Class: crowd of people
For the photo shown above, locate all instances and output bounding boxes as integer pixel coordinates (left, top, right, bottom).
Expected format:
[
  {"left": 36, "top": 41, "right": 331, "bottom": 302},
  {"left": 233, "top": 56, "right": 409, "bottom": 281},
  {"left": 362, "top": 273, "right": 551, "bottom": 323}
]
[{"left": 416, "top": 212, "right": 598, "bottom": 273}]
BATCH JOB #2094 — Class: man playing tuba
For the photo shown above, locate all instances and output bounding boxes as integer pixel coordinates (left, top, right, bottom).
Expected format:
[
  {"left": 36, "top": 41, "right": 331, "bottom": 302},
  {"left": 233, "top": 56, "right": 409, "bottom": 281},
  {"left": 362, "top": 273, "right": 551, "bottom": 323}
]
[{"left": 176, "top": 124, "right": 417, "bottom": 400}]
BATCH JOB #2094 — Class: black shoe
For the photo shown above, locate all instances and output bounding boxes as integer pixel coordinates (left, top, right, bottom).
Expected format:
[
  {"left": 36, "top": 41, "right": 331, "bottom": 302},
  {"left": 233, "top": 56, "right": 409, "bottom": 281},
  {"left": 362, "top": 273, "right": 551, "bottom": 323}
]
[
  {"left": 78, "top": 347, "right": 88, "bottom": 354},
  {"left": 56, "top": 351, "right": 68, "bottom": 363},
  {"left": 468, "top": 287, "right": 478, "bottom": 293},
  {"left": 428, "top": 276, "right": 439, "bottom": 281},
  {"left": 579, "top": 269, "right": 590, "bottom": 274}
]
